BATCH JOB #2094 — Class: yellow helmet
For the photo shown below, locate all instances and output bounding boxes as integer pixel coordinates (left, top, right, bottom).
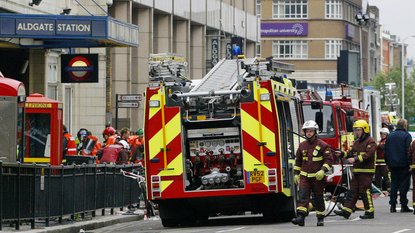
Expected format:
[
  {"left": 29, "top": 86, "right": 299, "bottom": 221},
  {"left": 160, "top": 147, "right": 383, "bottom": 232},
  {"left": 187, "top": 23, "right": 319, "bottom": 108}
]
[{"left": 353, "top": 120, "right": 370, "bottom": 134}]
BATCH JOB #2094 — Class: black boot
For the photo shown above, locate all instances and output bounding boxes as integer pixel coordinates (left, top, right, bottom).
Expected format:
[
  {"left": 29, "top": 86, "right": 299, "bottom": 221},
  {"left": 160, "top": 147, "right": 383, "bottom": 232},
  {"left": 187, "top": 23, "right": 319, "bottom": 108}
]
[
  {"left": 401, "top": 205, "right": 412, "bottom": 212},
  {"left": 390, "top": 204, "right": 396, "bottom": 213},
  {"left": 359, "top": 211, "right": 374, "bottom": 219},
  {"left": 334, "top": 209, "right": 350, "bottom": 219},
  {"left": 292, "top": 213, "right": 305, "bottom": 226},
  {"left": 317, "top": 217, "right": 324, "bottom": 226}
]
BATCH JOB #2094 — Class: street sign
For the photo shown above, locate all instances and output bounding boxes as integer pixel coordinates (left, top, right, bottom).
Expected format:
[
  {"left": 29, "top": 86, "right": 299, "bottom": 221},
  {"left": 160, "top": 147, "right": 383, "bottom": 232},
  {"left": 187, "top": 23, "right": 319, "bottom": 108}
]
[
  {"left": 118, "top": 102, "right": 139, "bottom": 108},
  {"left": 119, "top": 94, "right": 142, "bottom": 101}
]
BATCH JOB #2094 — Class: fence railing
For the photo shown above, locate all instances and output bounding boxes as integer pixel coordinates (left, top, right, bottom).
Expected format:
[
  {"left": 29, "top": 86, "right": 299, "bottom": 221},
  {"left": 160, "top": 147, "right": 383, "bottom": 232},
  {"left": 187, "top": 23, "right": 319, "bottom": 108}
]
[{"left": 0, "top": 161, "right": 141, "bottom": 230}]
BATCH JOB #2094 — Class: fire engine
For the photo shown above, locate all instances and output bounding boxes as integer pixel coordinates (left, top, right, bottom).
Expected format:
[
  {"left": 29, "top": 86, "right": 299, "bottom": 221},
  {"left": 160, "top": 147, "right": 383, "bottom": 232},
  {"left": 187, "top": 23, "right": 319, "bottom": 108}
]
[
  {"left": 144, "top": 53, "right": 304, "bottom": 226},
  {"left": 299, "top": 84, "right": 381, "bottom": 193}
]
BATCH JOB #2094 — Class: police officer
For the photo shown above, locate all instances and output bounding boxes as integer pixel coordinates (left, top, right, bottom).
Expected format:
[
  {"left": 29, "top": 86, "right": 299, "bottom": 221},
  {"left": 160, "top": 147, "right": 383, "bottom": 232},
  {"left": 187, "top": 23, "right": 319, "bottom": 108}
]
[
  {"left": 334, "top": 120, "right": 377, "bottom": 219},
  {"left": 292, "top": 120, "right": 333, "bottom": 227}
]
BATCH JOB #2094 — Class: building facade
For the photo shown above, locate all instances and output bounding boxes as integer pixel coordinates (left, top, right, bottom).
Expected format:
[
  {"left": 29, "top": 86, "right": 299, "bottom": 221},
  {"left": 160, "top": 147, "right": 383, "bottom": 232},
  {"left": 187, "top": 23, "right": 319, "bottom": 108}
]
[{"left": 0, "top": 0, "right": 259, "bottom": 136}]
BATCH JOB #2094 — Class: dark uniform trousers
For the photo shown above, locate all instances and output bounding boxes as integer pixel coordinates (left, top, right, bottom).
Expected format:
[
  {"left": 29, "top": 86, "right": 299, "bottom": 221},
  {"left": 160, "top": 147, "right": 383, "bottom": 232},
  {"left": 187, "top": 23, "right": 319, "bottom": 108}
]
[
  {"left": 297, "top": 175, "right": 326, "bottom": 218},
  {"left": 343, "top": 173, "right": 374, "bottom": 214},
  {"left": 413, "top": 171, "right": 415, "bottom": 209}
]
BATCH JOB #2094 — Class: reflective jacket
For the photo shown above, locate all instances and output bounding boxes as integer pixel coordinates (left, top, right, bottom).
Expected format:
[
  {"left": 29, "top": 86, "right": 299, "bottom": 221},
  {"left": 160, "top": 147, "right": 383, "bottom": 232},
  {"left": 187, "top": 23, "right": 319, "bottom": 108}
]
[
  {"left": 408, "top": 141, "right": 415, "bottom": 170},
  {"left": 105, "top": 135, "right": 117, "bottom": 146},
  {"left": 294, "top": 137, "right": 333, "bottom": 178},
  {"left": 343, "top": 134, "right": 377, "bottom": 174},
  {"left": 97, "top": 144, "right": 129, "bottom": 165},
  {"left": 376, "top": 138, "right": 386, "bottom": 163},
  {"left": 63, "top": 133, "right": 77, "bottom": 155}
]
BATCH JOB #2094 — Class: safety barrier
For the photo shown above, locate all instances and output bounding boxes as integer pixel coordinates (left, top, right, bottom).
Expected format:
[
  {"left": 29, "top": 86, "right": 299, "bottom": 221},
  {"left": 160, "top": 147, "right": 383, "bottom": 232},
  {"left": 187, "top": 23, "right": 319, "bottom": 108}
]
[{"left": 0, "top": 161, "right": 141, "bottom": 230}]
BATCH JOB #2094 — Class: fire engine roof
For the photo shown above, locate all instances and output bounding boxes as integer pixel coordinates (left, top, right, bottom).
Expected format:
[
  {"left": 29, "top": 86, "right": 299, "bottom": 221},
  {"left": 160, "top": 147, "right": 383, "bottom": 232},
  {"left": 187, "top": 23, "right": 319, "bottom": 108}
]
[{"left": 0, "top": 75, "right": 25, "bottom": 97}]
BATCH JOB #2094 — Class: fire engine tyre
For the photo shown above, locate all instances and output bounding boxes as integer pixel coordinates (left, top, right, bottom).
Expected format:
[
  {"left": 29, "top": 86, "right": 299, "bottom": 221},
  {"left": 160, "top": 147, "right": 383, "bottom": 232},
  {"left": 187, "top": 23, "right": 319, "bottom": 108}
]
[{"left": 161, "top": 218, "right": 180, "bottom": 227}]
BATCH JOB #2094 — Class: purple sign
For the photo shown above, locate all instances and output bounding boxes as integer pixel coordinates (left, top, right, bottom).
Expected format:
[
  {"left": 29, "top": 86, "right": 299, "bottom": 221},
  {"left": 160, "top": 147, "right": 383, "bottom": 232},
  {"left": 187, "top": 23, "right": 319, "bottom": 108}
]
[
  {"left": 261, "top": 23, "right": 308, "bottom": 36},
  {"left": 346, "top": 24, "right": 355, "bottom": 38}
]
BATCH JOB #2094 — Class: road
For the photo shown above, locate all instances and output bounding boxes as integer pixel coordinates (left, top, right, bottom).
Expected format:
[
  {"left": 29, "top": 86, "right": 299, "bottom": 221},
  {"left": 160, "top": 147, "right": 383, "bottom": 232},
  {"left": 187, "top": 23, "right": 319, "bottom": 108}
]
[{"left": 90, "top": 192, "right": 414, "bottom": 233}]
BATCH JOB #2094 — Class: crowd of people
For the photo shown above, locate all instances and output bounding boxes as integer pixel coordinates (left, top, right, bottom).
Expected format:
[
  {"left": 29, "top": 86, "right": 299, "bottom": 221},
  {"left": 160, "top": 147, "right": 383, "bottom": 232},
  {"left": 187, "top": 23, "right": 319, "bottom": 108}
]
[
  {"left": 62, "top": 125, "right": 145, "bottom": 165},
  {"left": 292, "top": 118, "right": 415, "bottom": 227}
]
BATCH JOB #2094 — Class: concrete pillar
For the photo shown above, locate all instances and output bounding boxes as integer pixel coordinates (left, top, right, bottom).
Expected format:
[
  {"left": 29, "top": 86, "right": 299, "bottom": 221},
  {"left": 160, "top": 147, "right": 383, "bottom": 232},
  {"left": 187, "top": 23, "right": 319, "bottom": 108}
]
[
  {"left": 111, "top": 1, "right": 132, "bottom": 129},
  {"left": 154, "top": 14, "right": 172, "bottom": 53},
  {"left": 190, "top": 25, "right": 206, "bottom": 79},
  {"left": 173, "top": 20, "right": 190, "bottom": 60},
  {"left": 131, "top": 7, "right": 153, "bottom": 130},
  {"left": 246, "top": 41, "right": 255, "bottom": 58},
  {"left": 29, "top": 49, "right": 45, "bottom": 94}
]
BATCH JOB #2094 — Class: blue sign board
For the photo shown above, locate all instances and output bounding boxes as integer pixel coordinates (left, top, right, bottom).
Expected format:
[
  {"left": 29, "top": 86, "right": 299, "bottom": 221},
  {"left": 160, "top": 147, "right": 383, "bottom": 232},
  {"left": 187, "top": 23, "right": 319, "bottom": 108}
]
[{"left": 0, "top": 13, "right": 139, "bottom": 48}]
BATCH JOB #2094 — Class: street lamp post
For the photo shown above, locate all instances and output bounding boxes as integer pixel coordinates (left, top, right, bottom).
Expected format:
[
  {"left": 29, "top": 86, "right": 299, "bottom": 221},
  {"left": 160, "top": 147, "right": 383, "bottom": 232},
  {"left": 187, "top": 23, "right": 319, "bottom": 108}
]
[
  {"left": 355, "top": 11, "right": 369, "bottom": 88},
  {"left": 401, "top": 35, "right": 415, "bottom": 119}
]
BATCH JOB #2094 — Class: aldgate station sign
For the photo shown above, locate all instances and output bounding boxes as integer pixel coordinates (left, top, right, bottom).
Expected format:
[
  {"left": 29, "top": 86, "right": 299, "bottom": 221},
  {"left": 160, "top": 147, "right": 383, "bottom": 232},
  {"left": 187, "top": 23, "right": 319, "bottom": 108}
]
[
  {"left": 14, "top": 19, "right": 98, "bottom": 36},
  {"left": 17, "top": 22, "right": 91, "bottom": 33}
]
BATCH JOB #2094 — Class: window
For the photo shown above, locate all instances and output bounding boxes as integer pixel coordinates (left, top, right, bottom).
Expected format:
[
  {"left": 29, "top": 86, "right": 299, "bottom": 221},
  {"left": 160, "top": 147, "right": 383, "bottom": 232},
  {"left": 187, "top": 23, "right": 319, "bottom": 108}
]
[
  {"left": 65, "top": 87, "right": 72, "bottom": 133},
  {"left": 272, "top": 0, "right": 308, "bottom": 19},
  {"left": 325, "top": 40, "right": 342, "bottom": 59},
  {"left": 272, "top": 40, "right": 308, "bottom": 59},
  {"left": 325, "top": 0, "right": 342, "bottom": 19},
  {"left": 256, "top": 0, "right": 261, "bottom": 17}
]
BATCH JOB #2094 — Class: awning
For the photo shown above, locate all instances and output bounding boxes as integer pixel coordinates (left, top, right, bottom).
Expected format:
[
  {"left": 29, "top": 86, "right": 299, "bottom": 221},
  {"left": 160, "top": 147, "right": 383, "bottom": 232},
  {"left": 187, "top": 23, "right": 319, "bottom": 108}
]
[{"left": 0, "top": 13, "right": 139, "bottom": 48}]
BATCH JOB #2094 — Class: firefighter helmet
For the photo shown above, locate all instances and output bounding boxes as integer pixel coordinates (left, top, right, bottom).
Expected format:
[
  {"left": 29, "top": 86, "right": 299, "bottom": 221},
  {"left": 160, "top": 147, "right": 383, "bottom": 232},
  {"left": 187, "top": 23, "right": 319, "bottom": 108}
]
[
  {"left": 104, "top": 126, "right": 115, "bottom": 135},
  {"left": 353, "top": 120, "right": 370, "bottom": 134},
  {"left": 77, "top": 129, "right": 87, "bottom": 140},
  {"left": 137, "top": 128, "right": 144, "bottom": 135},
  {"left": 380, "top": 127, "right": 390, "bottom": 135},
  {"left": 119, "top": 140, "right": 130, "bottom": 150},
  {"left": 303, "top": 120, "right": 319, "bottom": 133}
]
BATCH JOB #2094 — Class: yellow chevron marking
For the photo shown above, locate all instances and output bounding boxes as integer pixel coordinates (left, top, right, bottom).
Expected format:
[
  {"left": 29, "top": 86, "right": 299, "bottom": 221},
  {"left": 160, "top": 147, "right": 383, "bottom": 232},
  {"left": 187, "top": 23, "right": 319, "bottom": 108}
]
[
  {"left": 159, "top": 154, "right": 184, "bottom": 192},
  {"left": 149, "top": 89, "right": 161, "bottom": 119},
  {"left": 241, "top": 109, "right": 276, "bottom": 152},
  {"left": 149, "top": 113, "right": 181, "bottom": 160}
]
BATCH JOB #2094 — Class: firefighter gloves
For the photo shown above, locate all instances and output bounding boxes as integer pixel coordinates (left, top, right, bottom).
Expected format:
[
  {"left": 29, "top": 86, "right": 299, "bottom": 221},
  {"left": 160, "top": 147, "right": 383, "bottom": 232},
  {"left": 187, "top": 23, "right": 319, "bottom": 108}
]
[
  {"left": 316, "top": 170, "right": 326, "bottom": 181},
  {"left": 294, "top": 174, "right": 300, "bottom": 185}
]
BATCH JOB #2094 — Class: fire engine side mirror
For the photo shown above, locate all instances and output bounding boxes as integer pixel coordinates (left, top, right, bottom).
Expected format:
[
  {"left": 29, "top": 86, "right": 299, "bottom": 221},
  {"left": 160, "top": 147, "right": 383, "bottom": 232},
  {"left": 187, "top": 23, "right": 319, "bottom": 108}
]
[
  {"left": 311, "top": 101, "right": 323, "bottom": 109},
  {"left": 346, "top": 109, "right": 354, "bottom": 116},
  {"left": 346, "top": 116, "right": 354, "bottom": 132},
  {"left": 315, "top": 111, "right": 323, "bottom": 133}
]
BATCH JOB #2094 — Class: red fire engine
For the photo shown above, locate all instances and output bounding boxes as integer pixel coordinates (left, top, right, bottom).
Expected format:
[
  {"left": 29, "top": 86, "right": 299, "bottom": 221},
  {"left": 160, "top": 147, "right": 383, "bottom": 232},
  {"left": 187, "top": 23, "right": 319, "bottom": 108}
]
[{"left": 144, "top": 54, "right": 302, "bottom": 226}]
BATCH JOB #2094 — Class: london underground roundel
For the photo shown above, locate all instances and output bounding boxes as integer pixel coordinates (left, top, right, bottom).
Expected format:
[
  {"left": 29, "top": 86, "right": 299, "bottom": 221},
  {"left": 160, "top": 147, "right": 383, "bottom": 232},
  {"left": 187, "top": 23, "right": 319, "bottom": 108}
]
[{"left": 66, "top": 56, "right": 94, "bottom": 81}]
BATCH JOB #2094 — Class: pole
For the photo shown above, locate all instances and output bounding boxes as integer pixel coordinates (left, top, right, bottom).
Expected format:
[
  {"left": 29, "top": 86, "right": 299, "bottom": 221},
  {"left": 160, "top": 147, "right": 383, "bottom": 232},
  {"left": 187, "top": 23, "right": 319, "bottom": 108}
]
[
  {"left": 359, "top": 25, "right": 364, "bottom": 88},
  {"left": 402, "top": 39, "right": 405, "bottom": 119}
]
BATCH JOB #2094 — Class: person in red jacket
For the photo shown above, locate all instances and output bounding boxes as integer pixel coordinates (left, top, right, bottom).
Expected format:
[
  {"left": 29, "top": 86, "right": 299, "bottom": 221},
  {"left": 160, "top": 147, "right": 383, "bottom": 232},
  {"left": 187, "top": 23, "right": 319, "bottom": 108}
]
[
  {"left": 374, "top": 127, "right": 390, "bottom": 191},
  {"left": 63, "top": 124, "right": 77, "bottom": 162},
  {"left": 292, "top": 120, "right": 333, "bottom": 227},
  {"left": 103, "top": 126, "right": 117, "bottom": 146},
  {"left": 96, "top": 140, "right": 130, "bottom": 165},
  {"left": 334, "top": 120, "right": 377, "bottom": 219}
]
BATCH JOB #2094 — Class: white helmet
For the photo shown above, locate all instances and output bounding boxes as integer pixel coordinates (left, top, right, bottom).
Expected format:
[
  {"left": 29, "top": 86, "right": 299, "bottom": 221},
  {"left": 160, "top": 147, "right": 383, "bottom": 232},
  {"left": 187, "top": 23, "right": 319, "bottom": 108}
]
[
  {"left": 119, "top": 140, "right": 130, "bottom": 150},
  {"left": 380, "top": 127, "right": 390, "bottom": 135},
  {"left": 303, "top": 120, "right": 319, "bottom": 132}
]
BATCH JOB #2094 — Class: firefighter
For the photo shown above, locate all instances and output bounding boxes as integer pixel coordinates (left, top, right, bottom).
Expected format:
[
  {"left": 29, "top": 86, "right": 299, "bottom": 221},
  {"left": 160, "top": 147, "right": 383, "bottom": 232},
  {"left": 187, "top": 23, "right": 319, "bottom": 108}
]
[
  {"left": 63, "top": 124, "right": 77, "bottom": 162},
  {"left": 374, "top": 127, "right": 390, "bottom": 191},
  {"left": 81, "top": 131, "right": 102, "bottom": 156},
  {"left": 96, "top": 140, "right": 130, "bottom": 165},
  {"left": 76, "top": 128, "right": 88, "bottom": 154},
  {"left": 334, "top": 120, "right": 377, "bottom": 219},
  {"left": 103, "top": 126, "right": 117, "bottom": 146},
  {"left": 292, "top": 120, "right": 333, "bottom": 227}
]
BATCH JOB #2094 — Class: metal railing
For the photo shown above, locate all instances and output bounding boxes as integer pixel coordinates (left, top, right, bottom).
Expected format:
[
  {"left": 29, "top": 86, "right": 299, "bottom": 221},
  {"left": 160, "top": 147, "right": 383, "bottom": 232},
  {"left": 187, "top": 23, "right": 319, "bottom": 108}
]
[{"left": 0, "top": 161, "right": 141, "bottom": 230}]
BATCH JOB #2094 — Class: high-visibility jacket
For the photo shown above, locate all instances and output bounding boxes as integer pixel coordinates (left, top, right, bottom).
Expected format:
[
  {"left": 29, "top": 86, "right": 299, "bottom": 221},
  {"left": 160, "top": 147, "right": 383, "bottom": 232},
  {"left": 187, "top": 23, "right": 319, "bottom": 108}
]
[
  {"left": 105, "top": 135, "right": 117, "bottom": 146},
  {"left": 81, "top": 135, "right": 102, "bottom": 156},
  {"left": 376, "top": 138, "right": 386, "bottom": 163},
  {"left": 342, "top": 134, "right": 377, "bottom": 174},
  {"left": 294, "top": 137, "right": 333, "bottom": 177},
  {"left": 127, "top": 135, "right": 139, "bottom": 152},
  {"left": 63, "top": 133, "right": 77, "bottom": 155}
]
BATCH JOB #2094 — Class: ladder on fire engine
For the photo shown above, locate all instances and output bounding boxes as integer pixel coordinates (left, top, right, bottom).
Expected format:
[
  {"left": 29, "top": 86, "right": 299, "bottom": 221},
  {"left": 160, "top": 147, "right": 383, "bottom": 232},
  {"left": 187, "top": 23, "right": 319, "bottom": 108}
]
[
  {"left": 191, "top": 57, "right": 295, "bottom": 92},
  {"left": 148, "top": 53, "right": 190, "bottom": 85}
]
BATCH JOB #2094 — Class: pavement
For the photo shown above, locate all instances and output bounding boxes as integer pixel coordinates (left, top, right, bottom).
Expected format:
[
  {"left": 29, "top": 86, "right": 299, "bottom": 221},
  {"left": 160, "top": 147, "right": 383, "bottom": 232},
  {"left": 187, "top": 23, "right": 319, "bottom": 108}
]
[{"left": 0, "top": 206, "right": 146, "bottom": 233}]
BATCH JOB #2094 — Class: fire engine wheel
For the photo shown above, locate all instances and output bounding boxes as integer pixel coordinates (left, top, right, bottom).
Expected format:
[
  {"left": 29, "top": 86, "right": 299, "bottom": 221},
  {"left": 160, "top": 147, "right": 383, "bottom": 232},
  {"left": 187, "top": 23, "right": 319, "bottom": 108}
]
[{"left": 161, "top": 218, "right": 180, "bottom": 227}]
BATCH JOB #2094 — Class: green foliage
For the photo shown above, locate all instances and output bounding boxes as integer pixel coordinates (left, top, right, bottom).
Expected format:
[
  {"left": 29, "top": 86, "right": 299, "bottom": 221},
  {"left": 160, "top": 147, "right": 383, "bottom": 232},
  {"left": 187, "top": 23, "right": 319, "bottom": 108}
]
[{"left": 367, "top": 66, "right": 415, "bottom": 120}]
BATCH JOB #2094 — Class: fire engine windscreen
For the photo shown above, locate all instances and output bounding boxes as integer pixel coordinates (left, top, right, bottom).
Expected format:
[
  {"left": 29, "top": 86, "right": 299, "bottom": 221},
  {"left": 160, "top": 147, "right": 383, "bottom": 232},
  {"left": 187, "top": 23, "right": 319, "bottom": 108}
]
[
  {"left": 303, "top": 104, "right": 335, "bottom": 138},
  {"left": 184, "top": 127, "right": 244, "bottom": 191}
]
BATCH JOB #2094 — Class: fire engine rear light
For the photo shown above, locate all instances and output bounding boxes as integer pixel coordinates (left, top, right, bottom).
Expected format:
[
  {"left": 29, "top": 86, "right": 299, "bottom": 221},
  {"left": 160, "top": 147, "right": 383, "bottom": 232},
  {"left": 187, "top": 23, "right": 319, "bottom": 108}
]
[
  {"left": 151, "top": 176, "right": 160, "bottom": 182},
  {"left": 260, "top": 93, "right": 270, "bottom": 101},
  {"left": 149, "top": 100, "right": 160, "bottom": 108},
  {"left": 269, "top": 184, "right": 277, "bottom": 191},
  {"left": 267, "top": 169, "right": 277, "bottom": 192},
  {"left": 268, "top": 169, "right": 276, "bottom": 176},
  {"left": 152, "top": 191, "right": 161, "bottom": 198},
  {"left": 152, "top": 183, "right": 160, "bottom": 189},
  {"left": 268, "top": 176, "right": 276, "bottom": 183}
]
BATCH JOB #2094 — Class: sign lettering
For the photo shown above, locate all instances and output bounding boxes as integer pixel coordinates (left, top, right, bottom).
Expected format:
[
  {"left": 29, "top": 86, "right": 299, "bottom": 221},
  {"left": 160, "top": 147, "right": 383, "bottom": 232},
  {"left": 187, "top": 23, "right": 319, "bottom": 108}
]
[
  {"left": 212, "top": 39, "right": 219, "bottom": 68},
  {"left": 261, "top": 23, "right": 308, "bottom": 36},
  {"left": 25, "top": 103, "right": 52, "bottom": 108},
  {"left": 226, "top": 43, "right": 232, "bottom": 59}
]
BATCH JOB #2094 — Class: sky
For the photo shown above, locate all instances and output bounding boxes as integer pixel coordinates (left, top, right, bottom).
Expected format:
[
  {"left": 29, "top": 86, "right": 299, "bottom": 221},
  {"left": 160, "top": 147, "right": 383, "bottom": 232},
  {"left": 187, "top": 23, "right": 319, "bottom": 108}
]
[{"left": 366, "top": 0, "right": 415, "bottom": 59}]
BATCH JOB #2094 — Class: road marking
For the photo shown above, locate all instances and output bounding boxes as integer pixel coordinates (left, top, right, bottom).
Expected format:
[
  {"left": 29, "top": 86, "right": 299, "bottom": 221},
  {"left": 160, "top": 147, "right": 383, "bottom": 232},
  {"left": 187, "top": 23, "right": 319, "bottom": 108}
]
[
  {"left": 349, "top": 217, "right": 361, "bottom": 221},
  {"left": 216, "top": 227, "right": 246, "bottom": 233},
  {"left": 392, "top": 229, "right": 411, "bottom": 233}
]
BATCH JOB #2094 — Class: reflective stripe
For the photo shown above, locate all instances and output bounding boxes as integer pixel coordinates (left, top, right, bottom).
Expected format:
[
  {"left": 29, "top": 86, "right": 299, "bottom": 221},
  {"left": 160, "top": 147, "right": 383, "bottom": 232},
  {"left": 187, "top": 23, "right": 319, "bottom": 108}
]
[
  {"left": 376, "top": 159, "right": 385, "bottom": 163},
  {"left": 297, "top": 207, "right": 308, "bottom": 213},
  {"left": 343, "top": 207, "right": 353, "bottom": 214},
  {"left": 353, "top": 168, "right": 375, "bottom": 173},
  {"left": 312, "top": 156, "right": 323, "bottom": 161},
  {"left": 67, "top": 148, "right": 77, "bottom": 151},
  {"left": 316, "top": 210, "right": 325, "bottom": 215},
  {"left": 294, "top": 166, "right": 301, "bottom": 171},
  {"left": 366, "top": 189, "right": 374, "bottom": 213},
  {"left": 358, "top": 155, "right": 363, "bottom": 162},
  {"left": 313, "top": 150, "right": 318, "bottom": 156},
  {"left": 303, "top": 157, "right": 308, "bottom": 161},
  {"left": 323, "top": 164, "right": 331, "bottom": 170},
  {"left": 300, "top": 171, "right": 316, "bottom": 177}
]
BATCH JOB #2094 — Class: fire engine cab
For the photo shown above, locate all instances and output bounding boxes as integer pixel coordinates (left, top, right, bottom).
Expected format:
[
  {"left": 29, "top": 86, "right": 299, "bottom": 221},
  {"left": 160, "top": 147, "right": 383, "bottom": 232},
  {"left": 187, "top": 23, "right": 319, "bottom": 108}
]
[{"left": 144, "top": 54, "right": 304, "bottom": 226}]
